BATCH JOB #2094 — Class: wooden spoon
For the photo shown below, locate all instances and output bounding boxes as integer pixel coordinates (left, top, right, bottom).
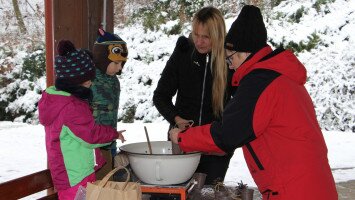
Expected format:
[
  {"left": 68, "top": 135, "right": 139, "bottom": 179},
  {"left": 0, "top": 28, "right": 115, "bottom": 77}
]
[{"left": 144, "top": 126, "right": 153, "bottom": 154}]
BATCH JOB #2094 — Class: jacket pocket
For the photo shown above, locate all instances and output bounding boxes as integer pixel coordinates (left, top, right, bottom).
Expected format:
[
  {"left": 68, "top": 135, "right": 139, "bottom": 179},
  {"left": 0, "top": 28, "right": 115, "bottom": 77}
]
[
  {"left": 243, "top": 138, "right": 276, "bottom": 191},
  {"left": 246, "top": 143, "right": 264, "bottom": 170}
]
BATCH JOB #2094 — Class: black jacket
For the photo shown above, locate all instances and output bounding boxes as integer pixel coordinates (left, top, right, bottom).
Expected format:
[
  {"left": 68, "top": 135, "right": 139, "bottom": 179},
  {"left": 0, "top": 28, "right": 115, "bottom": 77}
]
[{"left": 153, "top": 36, "right": 235, "bottom": 127}]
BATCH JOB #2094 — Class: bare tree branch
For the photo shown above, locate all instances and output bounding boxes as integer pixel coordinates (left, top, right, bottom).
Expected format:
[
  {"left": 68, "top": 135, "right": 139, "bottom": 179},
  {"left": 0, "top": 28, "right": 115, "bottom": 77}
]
[{"left": 12, "top": 0, "right": 27, "bottom": 34}]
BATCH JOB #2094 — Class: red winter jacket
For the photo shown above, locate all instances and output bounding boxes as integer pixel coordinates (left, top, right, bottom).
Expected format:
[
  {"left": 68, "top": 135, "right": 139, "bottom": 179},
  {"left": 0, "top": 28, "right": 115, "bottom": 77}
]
[{"left": 178, "top": 46, "right": 338, "bottom": 200}]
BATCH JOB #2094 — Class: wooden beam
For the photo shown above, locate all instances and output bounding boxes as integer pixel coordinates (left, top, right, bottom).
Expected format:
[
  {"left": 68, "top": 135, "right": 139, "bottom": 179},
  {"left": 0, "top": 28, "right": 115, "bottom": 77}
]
[
  {"left": 38, "top": 192, "right": 58, "bottom": 200},
  {"left": 87, "top": 0, "right": 114, "bottom": 51},
  {"left": 0, "top": 169, "right": 56, "bottom": 199},
  {"left": 45, "top": 0, "right": 54, "bottom": 87},
  {"left": 52, "top": 0, "right": 114, "bottom": 51},
  {"left": 53, "top": 0, "right": 88, "bottom": 50}
]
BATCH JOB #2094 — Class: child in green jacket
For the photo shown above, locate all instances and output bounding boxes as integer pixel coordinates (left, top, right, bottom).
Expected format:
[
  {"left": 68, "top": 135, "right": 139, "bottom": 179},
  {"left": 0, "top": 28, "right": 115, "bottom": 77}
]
[{"left": 91, "top": 28, "right": 128, "bottom": 179}]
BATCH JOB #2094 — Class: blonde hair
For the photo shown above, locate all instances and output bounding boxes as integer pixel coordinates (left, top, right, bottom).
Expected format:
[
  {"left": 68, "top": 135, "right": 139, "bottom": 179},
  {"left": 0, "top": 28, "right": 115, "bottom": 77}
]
[{"left": 192, "top": 7, "right": 227, "bottom": 117}]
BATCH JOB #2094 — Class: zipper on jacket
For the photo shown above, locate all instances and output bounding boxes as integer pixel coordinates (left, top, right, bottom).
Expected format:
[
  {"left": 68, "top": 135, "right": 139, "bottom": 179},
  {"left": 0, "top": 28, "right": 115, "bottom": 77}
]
[
  {"left": 262, "top": 189, "right": 279, "bottom": 199},
  {"left": 246, "top": 143, "right": 264, "bottom": 170},
  {"left": 93, "top": 149, "right": 98, "bottom": 166},
  {"left": 198, "top": 54, "right": 209, "bottom": 125}
]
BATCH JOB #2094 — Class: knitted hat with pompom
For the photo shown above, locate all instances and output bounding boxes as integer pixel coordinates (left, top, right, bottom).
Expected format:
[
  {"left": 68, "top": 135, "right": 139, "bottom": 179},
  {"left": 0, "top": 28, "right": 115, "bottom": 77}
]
[{"left": 54, "top": 40, "right": 95, "bottom": 85}]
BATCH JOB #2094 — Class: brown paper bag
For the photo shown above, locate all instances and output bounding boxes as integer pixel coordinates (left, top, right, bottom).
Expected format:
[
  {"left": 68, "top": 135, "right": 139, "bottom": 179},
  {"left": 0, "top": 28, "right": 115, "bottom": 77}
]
[{"left": 86, "top": 166, "right": 142, "bottom": 200}]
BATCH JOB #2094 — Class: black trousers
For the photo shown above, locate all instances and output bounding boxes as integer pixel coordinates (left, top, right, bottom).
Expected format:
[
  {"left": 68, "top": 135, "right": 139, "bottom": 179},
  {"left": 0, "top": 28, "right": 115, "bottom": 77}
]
[{"left": 195, "top": 153, "right": 233, "bottom": 185}]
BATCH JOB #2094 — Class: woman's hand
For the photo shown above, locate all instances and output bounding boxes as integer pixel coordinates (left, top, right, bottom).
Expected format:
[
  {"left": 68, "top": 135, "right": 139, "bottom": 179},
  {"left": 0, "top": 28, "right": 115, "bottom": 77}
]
[
  {"left": 169, "top": 128, "right": 182, "bottom": 144},
  {"left": 117, "top": 130, "right": 126, "bottom": 143},
  {"left": 174, "top": 116, "right": 194, "bottom": 131}
]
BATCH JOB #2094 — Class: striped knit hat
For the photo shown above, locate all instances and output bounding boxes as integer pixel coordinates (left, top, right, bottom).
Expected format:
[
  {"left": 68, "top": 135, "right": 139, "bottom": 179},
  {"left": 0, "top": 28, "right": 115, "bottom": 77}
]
[{"left": 55, "top": 40, "right": 95, "bottom": 85}]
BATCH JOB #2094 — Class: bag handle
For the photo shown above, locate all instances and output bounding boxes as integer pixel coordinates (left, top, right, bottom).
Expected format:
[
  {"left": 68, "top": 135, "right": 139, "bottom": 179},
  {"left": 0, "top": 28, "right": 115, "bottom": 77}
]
[{"left": 98, "top": 166, "right": 131, "bottom": 190}]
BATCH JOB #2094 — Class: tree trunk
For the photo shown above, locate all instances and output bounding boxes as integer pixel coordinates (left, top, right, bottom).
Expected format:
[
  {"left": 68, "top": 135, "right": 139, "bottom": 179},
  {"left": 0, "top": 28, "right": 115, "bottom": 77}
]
[
  {"left": 179, "top": 2, "right": 187, "bottom": 24},
  {"left": 12, "top": 0, "right": 27, "bottom": 34}
]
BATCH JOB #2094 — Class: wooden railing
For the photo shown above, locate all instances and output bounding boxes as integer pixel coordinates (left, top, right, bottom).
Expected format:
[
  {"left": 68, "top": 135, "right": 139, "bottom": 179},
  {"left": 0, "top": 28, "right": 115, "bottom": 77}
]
[{"left": 0, "top": 169, "right": 57, "bottom": 200}]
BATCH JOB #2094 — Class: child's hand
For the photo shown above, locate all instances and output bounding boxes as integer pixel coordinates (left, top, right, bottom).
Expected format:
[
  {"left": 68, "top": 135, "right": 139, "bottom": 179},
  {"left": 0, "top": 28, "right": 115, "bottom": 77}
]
[{"left": 117, "top": 130, "right": 126, "bottom": 143}]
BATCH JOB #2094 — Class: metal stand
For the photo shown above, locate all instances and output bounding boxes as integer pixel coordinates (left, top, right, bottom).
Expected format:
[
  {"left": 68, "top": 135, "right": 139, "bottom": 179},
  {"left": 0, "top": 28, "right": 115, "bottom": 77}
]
[{"left": 141, "top": 185, "right": 187, "bottom": 200}]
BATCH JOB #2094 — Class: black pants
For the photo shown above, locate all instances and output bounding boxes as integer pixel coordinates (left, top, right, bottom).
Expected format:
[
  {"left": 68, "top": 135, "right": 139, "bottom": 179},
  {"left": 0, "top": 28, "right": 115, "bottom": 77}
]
[{"left": 195, "top": 153, "right": 233, "bottom": 185}]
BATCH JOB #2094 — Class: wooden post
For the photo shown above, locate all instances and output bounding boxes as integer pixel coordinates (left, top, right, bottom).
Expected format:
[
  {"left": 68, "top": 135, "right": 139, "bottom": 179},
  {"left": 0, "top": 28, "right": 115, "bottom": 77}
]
[
  {"left": 52, "top": 0, "right": 114, "bottom": 52},
  {"left": 45, "top": 0, "right": 54, "bottom": 87},
  {"left": 87, "top": 0, "right": 114, "bottom": 51}
]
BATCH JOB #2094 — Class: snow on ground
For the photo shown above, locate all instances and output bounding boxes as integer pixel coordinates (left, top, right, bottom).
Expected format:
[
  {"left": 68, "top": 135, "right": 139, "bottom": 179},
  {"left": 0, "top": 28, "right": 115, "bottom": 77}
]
[{"left": 1, "top": 121, "right": 354, "bottom": 188}]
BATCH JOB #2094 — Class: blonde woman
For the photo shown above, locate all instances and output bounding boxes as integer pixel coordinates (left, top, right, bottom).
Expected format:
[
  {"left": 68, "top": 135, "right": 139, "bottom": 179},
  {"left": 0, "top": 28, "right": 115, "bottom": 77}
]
[{"left": 153, "top": 6, "right": 235, "bottom": 184}]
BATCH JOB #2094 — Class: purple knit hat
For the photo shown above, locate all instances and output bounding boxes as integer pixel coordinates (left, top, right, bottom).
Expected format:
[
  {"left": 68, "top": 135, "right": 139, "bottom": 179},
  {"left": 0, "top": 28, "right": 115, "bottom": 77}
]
[{"left": 55, "top": 40, "right": 95, "bottom": 85}]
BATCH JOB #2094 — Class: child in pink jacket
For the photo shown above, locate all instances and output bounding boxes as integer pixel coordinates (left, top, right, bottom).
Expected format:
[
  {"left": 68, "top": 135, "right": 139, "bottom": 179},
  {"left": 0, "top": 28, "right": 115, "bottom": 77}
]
[{"left": 38, "top": 40, "right": 125, "bottom": 200}]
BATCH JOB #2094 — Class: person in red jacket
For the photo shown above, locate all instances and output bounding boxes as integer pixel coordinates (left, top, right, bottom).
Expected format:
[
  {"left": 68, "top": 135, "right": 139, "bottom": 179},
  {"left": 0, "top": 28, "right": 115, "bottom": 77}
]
[{"left": 169, "top": 5, "right": 338, "bottom": 200}]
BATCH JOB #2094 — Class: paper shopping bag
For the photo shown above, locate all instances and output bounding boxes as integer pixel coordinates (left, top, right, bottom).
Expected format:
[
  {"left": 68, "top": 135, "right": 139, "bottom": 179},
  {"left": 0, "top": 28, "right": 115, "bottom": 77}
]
[{"left": 86, "top": 166, "right": 142, "bottom": 200}]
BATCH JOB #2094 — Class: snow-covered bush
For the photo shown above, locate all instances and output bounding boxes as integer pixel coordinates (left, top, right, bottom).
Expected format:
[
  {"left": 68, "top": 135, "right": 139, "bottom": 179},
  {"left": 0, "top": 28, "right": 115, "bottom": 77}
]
[
  {"left": 0, "top": 49, "right": 45, "bottom": 123},
  {"left": 0, "top": 0, "right": 353, "bottom": 132},
  {"left": 267, "top": 0, "right": 354, "bottom": 132},
  {"left": 120, "top": 98, "right": 137, "bottom": 123},
  {"left": 116, "top": 0, "right": 354, "bottom": 131}
]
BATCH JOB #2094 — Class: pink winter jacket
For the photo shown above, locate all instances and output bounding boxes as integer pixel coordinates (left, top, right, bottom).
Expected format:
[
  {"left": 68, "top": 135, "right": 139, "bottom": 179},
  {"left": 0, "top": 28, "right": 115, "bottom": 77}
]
[{"left": 38, "top": 86, "right": 118, "bottom": 190}]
